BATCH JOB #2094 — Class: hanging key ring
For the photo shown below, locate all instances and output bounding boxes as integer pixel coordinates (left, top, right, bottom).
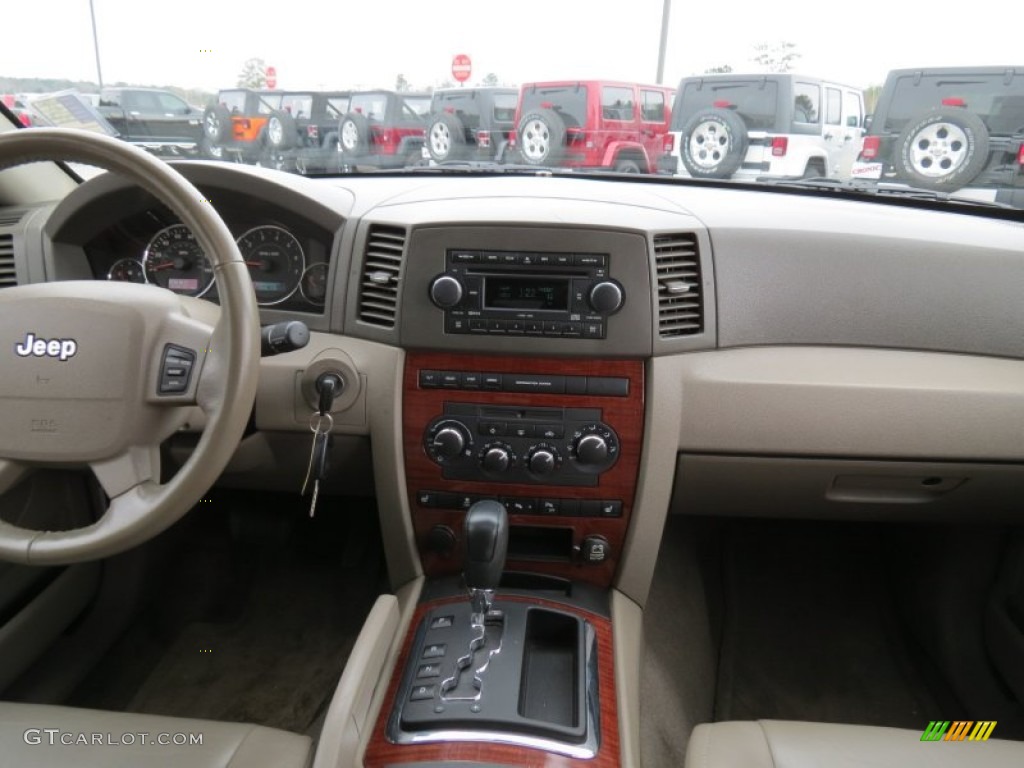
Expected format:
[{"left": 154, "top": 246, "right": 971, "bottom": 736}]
[{"left": 310, "top": 411, "right": 334, "bottom": 434}]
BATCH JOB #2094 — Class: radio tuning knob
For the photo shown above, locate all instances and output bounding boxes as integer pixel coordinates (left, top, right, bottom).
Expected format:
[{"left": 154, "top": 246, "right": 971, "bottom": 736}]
[
  {"left": 429, "top": 275, "right": 464, "bottom": 309},
  {"left": 588, "top": 280, "right": 624, "bottom": 314}
]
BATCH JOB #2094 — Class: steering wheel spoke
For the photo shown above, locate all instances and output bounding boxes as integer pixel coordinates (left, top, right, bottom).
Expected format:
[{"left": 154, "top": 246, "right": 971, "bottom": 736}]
[
  {"left": 0, "top": 459, "right": 30, "bottom": 497},
  {"left": 90, "top": 445, "right": 161, "bottom": 500}
]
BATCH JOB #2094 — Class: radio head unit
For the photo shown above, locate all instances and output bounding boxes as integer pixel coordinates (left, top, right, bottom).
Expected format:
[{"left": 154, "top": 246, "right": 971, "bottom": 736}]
[{"left": 429, "top": 249, "right": 624, "bottom": 339}]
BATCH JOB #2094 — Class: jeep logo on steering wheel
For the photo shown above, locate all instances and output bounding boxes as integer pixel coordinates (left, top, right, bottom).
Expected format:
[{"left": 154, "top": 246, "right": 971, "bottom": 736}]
[{"left": 14, "top": 332, "right": 78, "bottom": 362}]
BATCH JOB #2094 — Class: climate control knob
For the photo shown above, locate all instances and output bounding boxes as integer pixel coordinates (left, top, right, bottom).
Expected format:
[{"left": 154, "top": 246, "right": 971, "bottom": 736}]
[
  {"left": 526, "top": 444, "right": 562, "bottom": 476},
  {"left": 588, "top": 280, "right": 624, "bottom": 314},
  {"left": 425, "top": 419, "right": 473, "bottom": 464},
  {"left": 433, "top": 428, "right": 466, "bottom": 459},
  {"left": 480, "top": 443, "right": 514, "bottom": 473},
  {"left": 429, "top": 275, "right": 464, "bottom": 309},
  {"left": 575, "top": 434, "right": 609, "bottom": 465},
  {"left": 570, "top": 423, "right": 620, "bottom": 473}
]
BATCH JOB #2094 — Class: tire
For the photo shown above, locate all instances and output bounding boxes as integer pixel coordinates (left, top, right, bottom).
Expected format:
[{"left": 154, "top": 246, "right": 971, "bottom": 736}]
[
  {"left": 427, "top": 113, "right": 467, "bottom": 162},
  {"left": 517, "top": 108, "right": 566, "bottom": 166},
  {"left": 894, "top": 107, "right": 989, "bottom": 192},
  {"left": 199, "top": 135, "right": 223, "bottom": 160},
  {"left": 680, "top": 108, "right": 748, "bottom": 179},
  {"left": 266, "top": 110, "right": 297, "bottom": 150},
  {"left": 614, "top": 157, "right": 642, "bottom": 173},
  {"left": 339, "top": 113, "right": 370, "bottom": 157},
  {"left": 203, "top": 104, "right": 231, "bottom": 144}
]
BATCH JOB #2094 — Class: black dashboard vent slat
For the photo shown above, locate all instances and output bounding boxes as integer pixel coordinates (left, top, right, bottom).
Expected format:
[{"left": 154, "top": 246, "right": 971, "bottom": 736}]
[
  {"left": 653, "top": 233, "right": 703, "bottom": 337},
  {"left": 358, "top": 224, "right": 407, "bottom": 328},
  {"left": 0, "top": 234, "right": 16, "bottom": 288}
]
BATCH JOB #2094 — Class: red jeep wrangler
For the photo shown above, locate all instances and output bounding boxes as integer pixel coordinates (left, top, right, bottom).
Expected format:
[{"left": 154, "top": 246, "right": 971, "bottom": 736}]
[{"left": 510, "top": 80, "right": 674, "bottom": 172}]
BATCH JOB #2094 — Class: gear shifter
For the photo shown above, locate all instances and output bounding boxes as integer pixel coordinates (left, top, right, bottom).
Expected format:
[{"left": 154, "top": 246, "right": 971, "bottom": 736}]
[{"left": 463, "top": 499, "right": 508, "bottom": 617}]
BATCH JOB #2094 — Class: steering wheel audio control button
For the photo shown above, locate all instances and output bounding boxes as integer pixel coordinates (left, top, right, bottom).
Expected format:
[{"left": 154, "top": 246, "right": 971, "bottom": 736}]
[{"left": 158, "top": 344, "right": 196, "bottom": 395}]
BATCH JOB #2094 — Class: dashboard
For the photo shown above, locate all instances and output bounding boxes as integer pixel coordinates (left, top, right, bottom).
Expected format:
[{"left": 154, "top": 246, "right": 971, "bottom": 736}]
[{"left": 4, "top": 161, "right": 1024, "bottom": 599}]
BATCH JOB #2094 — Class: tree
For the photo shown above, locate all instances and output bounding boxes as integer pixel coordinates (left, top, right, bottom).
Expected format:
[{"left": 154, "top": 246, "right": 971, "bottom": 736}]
[
  {"left": 395, "top": 73, "right": 410, "bottom": 92},
  {"left": 704, "top": 65, "right": 733, "bottom": 74},
  {"left": 752, "top": 42, "right": 800, "bottom": 73},
  {"left": 237, "top": 58, "right": 268, "bottom": 89},
  {"left": 482, "top": 73, "right": 500, "bottom": 86}
]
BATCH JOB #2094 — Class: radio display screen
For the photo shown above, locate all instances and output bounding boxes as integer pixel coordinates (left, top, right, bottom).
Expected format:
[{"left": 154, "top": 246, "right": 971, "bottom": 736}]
[{"left": 484, "top": 276, "right": 570, "bottom": 311}]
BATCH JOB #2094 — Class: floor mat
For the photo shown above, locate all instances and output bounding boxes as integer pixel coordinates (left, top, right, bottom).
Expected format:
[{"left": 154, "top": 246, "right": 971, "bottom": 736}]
[
  {"left": 69, "top": 491, "right": 384, "bottom": 733},
  {"left": 714, "top": 520, "right": 956, "bottom": 727}
]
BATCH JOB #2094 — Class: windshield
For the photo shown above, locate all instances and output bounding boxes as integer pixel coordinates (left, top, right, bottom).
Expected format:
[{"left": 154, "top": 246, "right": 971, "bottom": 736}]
[{"left": 4, "top": 1, "right": 1022, "bottom": 208}]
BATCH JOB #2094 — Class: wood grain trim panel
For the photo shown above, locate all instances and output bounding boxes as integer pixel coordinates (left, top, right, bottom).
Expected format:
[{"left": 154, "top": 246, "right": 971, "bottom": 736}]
[{"left": 404, "top": 353, "right": 644, "bottom": 589}]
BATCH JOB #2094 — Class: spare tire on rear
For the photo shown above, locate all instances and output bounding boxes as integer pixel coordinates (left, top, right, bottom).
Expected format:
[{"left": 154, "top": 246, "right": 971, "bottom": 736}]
[
  {"left": 517, "top": 108, "right": 566, "bottom": 166},
  {"left": 894, "top": 107, "right": 989, "bottom": 192},
  {"left": 202, "top": 104, "right": 232, "bottom": 144},
  {"left": 427, "top": 113, "right": 467, "bottom": 162},
  {"left": 266, "top": 110, "right": 297, "bottom": 150},
  {"left": 680, "top": 107, "right": 748, "bottom": 179},
  {"left": 339, "top": 113, "right": 370, "bottom": 157}
]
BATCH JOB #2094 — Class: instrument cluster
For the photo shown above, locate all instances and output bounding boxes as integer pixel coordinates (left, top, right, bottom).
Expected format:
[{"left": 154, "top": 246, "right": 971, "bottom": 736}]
[{"left": 104, "top": 223, "right": 328, "bottom": 308}]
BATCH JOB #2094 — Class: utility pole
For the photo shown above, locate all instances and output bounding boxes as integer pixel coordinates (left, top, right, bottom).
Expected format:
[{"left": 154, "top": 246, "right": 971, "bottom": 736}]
[
  {"left": 656, "top": 0, "right": 671, "bottom": 84},
  {"left": 89, "top": 0, "right": 104, "bottom": 90}
]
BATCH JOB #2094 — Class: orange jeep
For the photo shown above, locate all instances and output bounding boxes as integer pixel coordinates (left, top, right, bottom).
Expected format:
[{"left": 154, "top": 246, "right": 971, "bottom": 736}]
[{"left": 203, "top": 88, "right": 283, "bottom": 163}]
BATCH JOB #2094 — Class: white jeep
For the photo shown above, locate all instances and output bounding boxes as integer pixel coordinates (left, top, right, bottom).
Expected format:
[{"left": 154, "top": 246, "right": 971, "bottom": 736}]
[{"left": 660, "top": 73, "right": 866, "bottom": 180}]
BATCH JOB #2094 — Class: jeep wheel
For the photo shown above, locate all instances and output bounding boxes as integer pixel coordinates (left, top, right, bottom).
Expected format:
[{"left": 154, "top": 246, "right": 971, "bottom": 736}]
[
  {"left": 267, "top": 110, "right": 297, "bottom": 150},
  {"left": 518, "top": 108, "right": 566, "bottom": 166},
  {"left": 894, "top": 107, "right": 989, "bottom": 192},
  {"left": 199, "top": 135, "right": 223, "bottom": 160},
  {"left": 339, "top": 113, "right": 370, "bottom": 157},
  {"left": 203, "top": 104, "right": 231, "bottom": 144},
  {"left": 680, "top": 108, "right": 748, "bottom": 179},
  {"left": 614, "top": 157, "right": 642, "bottom": 173},
  {"left": 427, "top": 113, "right": 466, "bottom": 162}
]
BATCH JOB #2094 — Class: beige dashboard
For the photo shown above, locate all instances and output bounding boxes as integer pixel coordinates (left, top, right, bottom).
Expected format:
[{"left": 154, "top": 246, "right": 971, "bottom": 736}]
[{"left": 4, "top": 162, "right": 1024, "bottom": 609}]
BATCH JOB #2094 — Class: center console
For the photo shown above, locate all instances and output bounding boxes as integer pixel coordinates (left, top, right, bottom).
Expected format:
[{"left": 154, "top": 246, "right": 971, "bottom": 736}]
[{"left": 363, "top": 227, "right": 649, "bottom": 767}]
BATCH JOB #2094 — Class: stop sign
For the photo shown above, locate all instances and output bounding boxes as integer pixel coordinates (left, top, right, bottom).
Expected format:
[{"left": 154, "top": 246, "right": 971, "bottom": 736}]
[
  {"left": 451, "top": 55, "right": 472, "bottom": 83},
  {"left": 265, "top": 66, "right": 277, "bottom": 89}
]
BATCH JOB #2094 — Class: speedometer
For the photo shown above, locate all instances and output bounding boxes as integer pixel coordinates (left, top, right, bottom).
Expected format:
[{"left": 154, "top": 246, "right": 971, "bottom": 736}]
[
  {"left": 143, "top": 224, "right": 215, "bottom": 297},
  {"left": 235, "top": 225, "right": 305, "bottom": 306}
]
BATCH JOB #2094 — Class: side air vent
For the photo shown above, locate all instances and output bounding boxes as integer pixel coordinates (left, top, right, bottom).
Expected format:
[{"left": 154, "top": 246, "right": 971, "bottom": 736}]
[
  {"left": 357, "top": 224, "right": 407, "bottom": 328},
  {"left": 0, "top": 234, "right": 16, "bottom": 288},
  {"left": 653, "top": 233, "right": 703, "bottom": 337},
  {"left": 0, "top": 209, "right": 26, "bottom": 227}
]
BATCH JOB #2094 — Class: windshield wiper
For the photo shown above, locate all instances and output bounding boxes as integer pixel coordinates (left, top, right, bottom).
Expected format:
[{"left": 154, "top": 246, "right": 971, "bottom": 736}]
[
  {"left": 754, "top": 177, "right": 1016, "bottom": 210},
  {"left": 401, "top": 160, "right": 572, "bottom": 175}
]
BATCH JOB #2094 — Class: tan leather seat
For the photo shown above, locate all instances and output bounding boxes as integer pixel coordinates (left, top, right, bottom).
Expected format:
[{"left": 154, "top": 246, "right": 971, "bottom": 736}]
[
  {"left": 0, "top": 702, "right": 311, "bottom": 768},
  {"left": 686, "top": 720, "right": 1024, "bottom": 768}
]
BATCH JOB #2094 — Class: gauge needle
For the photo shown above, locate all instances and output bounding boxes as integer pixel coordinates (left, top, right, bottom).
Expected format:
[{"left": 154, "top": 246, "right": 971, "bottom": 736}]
[{"left": 148, "top": 262, "right": 176, "bottom": 271}]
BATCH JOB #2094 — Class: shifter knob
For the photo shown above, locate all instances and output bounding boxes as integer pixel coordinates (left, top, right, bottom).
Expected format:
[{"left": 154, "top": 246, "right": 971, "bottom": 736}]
[{"left": 463, "top": 499, "right": 509, "bottom": 593}]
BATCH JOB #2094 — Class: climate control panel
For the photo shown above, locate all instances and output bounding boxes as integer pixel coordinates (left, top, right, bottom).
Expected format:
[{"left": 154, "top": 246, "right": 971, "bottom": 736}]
[{"left": 423, "top": 403, "right": 620, "bottom": 487}]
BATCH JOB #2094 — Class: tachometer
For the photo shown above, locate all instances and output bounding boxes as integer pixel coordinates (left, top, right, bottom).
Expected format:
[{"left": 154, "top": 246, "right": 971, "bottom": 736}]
[
  {"left": 235, "top": 225, "right": 305, "bottom": 306},
  {"left": 143, "top": 224, "right": 215, "bottom": 297},
  {"left": 107, "top": 258, "right": 146, "bottom": 283}
]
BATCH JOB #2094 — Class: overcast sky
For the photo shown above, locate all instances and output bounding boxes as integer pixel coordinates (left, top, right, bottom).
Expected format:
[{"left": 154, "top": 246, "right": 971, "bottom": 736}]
[{"left": 5, "top": 0, "right": 1020, "bottom": 93}]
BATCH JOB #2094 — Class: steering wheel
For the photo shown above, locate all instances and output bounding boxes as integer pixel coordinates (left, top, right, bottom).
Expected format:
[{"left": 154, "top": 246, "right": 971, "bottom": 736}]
[{"left": 0, "top": 129, "right": 259, "bottom": 564}]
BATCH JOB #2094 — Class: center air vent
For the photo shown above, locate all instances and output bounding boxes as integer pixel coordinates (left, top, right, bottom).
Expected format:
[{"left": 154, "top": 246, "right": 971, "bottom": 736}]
[
  {"left": 358, "top": 224, "right": 407, "bottom": 328},
  {"left": 653, "top": 233, "right": 703, "bottom": 337},
  {"left": 0, "top": 235, "right": 16, "bottom": 288},
  {"left": 0, "top": 209, "right": 26, "bottom": 228}
]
